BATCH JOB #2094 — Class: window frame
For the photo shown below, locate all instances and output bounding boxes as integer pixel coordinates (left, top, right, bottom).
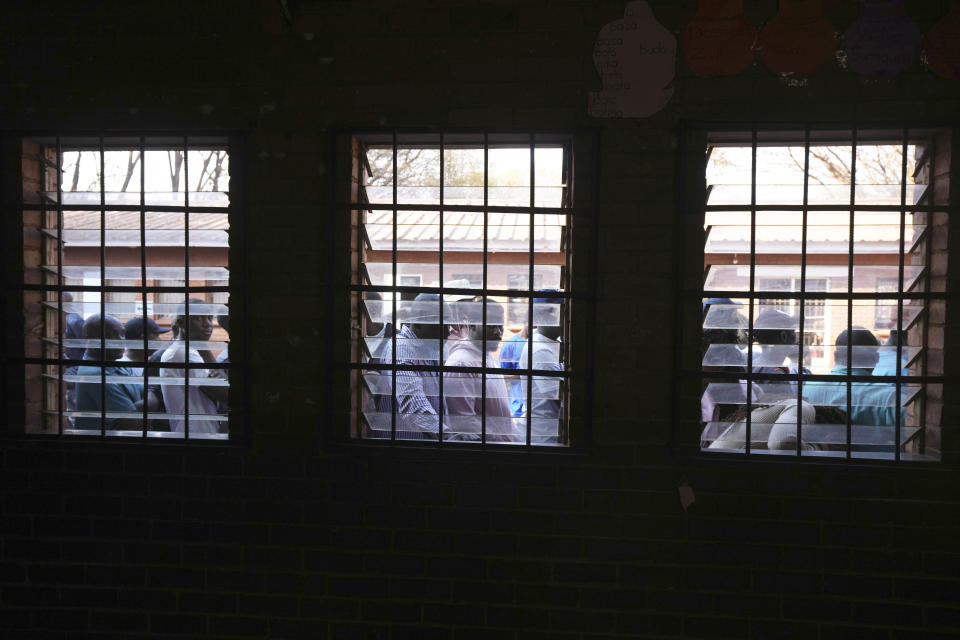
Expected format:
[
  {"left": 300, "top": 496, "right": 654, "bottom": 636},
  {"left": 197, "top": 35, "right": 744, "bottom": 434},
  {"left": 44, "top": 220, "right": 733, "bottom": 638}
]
[
  {"left": 0, "top": 130, "right": 249, "bottom": 445},
  {"left": 674, "top": 122, "right": 955, "bottom": 464},
  {"left": 328, "top": 126, "right": 599, "bottom": 450}
]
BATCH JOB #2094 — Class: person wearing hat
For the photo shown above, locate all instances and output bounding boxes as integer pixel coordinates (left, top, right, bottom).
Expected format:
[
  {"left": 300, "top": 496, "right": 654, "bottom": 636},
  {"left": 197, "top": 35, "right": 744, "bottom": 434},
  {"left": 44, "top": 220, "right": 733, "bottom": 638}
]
[
  {"left": 119, "top": 316, "right": 171, "bottom": 377},
  {"left": 442, "top": 297, "right": 516, "bottom": 442},
  {"left": 751, "top": 308, "right": 810, "bottom": 399},
  {"left": 160, "top": 299, "right": 228, "bottom": 435},
  {"left": 371, "top": 291, "right": 446, "bottom": 439},
  {"left": 518, "top": 292, "right": 564, "bottom": 444}
]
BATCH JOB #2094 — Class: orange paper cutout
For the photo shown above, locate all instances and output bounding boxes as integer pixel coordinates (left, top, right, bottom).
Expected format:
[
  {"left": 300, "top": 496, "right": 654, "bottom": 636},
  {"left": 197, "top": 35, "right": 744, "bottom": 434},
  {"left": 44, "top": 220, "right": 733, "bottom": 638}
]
[
  {"left": 683, "top": 0, "right": 757, "bottom": 76},
  {"left": 924, "top": 0, "right": 960, "bottom": 81},
  {"left": 589, "top": 1, "right": 677, "bottom": 118},
  {"left": 756, "top": 0, "right": 837, "bottom": 77}
]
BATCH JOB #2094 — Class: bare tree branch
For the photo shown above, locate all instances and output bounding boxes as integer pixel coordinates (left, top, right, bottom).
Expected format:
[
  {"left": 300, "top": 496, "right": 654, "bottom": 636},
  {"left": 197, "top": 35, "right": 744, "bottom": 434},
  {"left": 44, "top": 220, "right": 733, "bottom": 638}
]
[{"left": 120, "top": 151, "right": 141, "bottom": 192}]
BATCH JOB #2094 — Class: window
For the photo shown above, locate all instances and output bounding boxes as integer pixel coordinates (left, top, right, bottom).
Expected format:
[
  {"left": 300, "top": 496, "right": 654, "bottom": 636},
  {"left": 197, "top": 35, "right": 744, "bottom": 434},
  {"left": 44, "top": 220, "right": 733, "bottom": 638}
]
[
  {"left": 8, "top": 134, "right": 242, "bottom": 440},
  {"left": 333, "top": 129, "right": 598, "bottom": 447},
  {"left": 678, "top": 125, "right": 949, "bottom": 461}
]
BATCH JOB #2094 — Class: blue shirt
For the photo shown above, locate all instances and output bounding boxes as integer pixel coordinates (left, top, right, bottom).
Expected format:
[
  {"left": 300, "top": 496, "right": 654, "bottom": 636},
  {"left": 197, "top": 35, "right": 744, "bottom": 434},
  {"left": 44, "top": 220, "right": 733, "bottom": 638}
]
[
  {"left": 498, "top": 332, "right": 526, "bottom": 417},
  {"left": 873, "top": 348, "right": 908, "bottom": 378},
  {"left": 75, "top": 356, "right": 144, "bottom": 430},
  {"left": 801, "top": 367, "right": 906, "bottom": 427}
]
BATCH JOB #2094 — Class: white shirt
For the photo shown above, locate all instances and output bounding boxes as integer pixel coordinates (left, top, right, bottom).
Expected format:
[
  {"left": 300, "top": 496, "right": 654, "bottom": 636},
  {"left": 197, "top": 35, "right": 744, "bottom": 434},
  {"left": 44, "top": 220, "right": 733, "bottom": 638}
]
[
  {"left": 160, "top": 342, "right": 222, "bottom": 434},
  {"left": 518, "top": 330, "right": 563, "bottom": 443}
]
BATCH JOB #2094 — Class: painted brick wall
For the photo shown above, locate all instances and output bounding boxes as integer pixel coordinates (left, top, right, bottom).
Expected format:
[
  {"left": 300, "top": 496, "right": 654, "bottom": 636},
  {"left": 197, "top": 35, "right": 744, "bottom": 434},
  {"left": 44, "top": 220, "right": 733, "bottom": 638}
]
[{"left": 2, "top": 1, "right": 960, "bottom": 638}]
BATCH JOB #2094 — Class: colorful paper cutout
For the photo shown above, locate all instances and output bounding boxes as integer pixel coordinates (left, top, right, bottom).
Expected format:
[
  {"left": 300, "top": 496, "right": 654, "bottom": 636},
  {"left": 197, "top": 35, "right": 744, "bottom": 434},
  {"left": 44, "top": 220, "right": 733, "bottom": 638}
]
[
  {"left": 683, "top": 0, "right": 757, "bottom": 76},
  {"left": 843, "top": 0, "right": 921, "bottom": 77},
  {"left": 756, "top": 0, "right": 837, "bottom": 77},
  {"left": 924, "top": 0, "right": 960, "bottom": 80},
  {"left": 588, "top": 0, "right": 677, "bottom": 118}
]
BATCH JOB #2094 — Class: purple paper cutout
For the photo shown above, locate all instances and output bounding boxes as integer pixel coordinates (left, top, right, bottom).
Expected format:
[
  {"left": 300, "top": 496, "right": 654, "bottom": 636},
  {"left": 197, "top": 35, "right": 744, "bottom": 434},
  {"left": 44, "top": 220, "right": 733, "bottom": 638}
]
[
  {"left": 589, "top": 1, "right": 677, "bottom": 118},
  {"left": 843, "top": 0, "right": 921, "bottom": 77}
]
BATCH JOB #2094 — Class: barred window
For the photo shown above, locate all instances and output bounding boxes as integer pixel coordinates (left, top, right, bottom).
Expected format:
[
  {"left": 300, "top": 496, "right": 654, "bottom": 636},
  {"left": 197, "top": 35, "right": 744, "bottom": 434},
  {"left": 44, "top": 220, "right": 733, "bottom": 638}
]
[
  {"left": 336, "top": 129, "right": 598, "bottom": 447},
  {"left": 10, "top": 135, "right": 240, "bottom": 440},
  {"left": 678, "top": 125, "right": 949, "bottom": 462}
]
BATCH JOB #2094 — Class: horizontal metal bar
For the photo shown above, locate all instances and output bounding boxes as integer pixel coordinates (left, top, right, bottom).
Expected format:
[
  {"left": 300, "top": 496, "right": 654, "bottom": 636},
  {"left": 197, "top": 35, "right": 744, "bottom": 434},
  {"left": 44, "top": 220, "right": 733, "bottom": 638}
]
[
  {"left": 19, "top": 356, "right": 236, "bottom": 369},
  {"left": 350, "top": 284, "right": 570, "bottom": 298},
  {"left": 343, "top": 202, "right": 585, "bottom": 215},
  {"left": 702, "top": 204, "right": 951, "bottom": 213},
  {"left": 348, "top": 361, "right": 571, "bottom": 377},
  {"left": 20, "top": 284, "right": 231, "bottom": 293},
  {"left": 691, "top": 289, "right": 953, "bottom": 301},
  {"left": 685, "top": 369, "right": 953, "bottom": 383}
]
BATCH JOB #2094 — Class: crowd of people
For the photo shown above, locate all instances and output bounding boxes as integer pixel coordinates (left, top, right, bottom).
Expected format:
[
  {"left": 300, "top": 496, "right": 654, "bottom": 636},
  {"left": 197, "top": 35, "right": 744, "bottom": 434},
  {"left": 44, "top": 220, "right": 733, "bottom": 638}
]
[
  {"left": 62, "top": 296, "right": 230, "bottom": 435},
  {"left": 701, "top": 298, "right": 910, "bottom": 451},
  {"left": 366, "top": 289, "right": 564, "bottom": 444}
]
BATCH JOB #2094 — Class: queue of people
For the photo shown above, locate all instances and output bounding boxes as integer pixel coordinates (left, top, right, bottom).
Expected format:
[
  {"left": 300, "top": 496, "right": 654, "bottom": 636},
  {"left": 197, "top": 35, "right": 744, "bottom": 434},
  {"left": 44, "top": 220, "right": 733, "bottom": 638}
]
[
  {"left": 700, "top": 298, "right": 911, "bottom": 451},
  {"left": 369, "top": 289, "right": 564, "bottom": 444},
  {"left": 65, "top": 298, "right": 229, "bottom": 434}
]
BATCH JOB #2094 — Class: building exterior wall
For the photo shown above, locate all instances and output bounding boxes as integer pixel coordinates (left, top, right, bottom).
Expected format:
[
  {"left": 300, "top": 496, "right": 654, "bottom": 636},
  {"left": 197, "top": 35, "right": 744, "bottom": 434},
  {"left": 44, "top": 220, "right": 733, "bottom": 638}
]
[{"left": 1, "top": 2, "right": 959, "bottom": 638}]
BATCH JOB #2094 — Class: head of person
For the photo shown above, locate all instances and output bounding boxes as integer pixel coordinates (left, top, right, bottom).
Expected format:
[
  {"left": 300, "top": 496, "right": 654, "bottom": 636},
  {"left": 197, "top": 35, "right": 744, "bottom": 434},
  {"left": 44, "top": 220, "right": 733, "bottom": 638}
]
[
  {"left": 406, "top": 293, "right": 444, "bottom": 340},
  {"left": 753, "top": 309, "right": 798, "bottom": 347},
  {"left": 83, "top": 314, "right": 125, "bottom": 361},
  {"left": 364, "top": 292, "right": 384, "bottom": 336},
  {"left": 124, "top": 316, "right": 171, "bottom": 360},
  {"left": 702, "top": 299, "right": 747, "bottom": 351},
  {"left": 463, "top": 299, "right": 505, "bottom": 351},
  {"left": 835, "top": 326, "right": 880, "bottom": 369},
  {"left": 533, "top": 291, "right": 562, "bottom": 341},
  {"left": 171, "top": 298, "right": 214, "bottom": 342}
]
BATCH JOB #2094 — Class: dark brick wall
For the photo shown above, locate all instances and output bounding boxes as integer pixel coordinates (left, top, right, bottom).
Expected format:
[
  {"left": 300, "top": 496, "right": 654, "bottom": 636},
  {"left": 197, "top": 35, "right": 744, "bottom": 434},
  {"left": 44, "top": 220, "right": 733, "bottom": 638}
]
[{"left": 2, "top": 1, "right": 960, "bottom": 638}]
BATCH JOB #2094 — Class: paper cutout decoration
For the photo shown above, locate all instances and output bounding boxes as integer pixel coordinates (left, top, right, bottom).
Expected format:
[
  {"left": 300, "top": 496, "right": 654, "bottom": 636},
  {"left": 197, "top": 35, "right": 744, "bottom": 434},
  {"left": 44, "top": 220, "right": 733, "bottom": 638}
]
[
  {"left": 924, "top": 0, "right": 960, "bottom": 80},
  {"left": 843, "top": 0, "right": 921, "bottom": 77},
  {"left": 756, "top": 0, "right": 837, "bottom": 77},
  {"left": 683, "top": 0, "right": 757, "bottom": 76},
  {"left": 588, "top": 1, "right": 677, "bottom": 118}
]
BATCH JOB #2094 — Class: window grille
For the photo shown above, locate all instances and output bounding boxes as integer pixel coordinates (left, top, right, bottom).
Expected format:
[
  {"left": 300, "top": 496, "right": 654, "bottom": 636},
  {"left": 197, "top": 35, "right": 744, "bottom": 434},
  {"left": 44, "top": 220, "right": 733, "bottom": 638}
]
[
  {"left": 336, "top": 129, "right": 598, "bottom": 447},
  {"left": 677, "top": 125, "right": 949, "bottom": 462},
  {"left": 8, "top": 134, "right": 241, "bottom": 441}
]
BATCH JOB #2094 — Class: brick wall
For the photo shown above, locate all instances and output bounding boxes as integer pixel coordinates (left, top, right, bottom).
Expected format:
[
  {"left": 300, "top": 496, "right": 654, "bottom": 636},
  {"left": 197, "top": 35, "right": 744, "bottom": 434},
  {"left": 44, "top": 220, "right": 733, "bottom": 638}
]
[{"left": 2, "top": 1, "right": 960, "bottom": 638}]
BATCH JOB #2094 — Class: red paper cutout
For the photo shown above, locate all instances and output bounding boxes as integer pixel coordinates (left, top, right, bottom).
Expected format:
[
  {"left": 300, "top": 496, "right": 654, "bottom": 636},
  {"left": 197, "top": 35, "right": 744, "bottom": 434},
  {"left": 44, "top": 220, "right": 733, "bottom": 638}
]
[
  {"left": 589, "top": 1, "right": 677, "bottom": 118},
  {"left": 756, "top": 0, "right": 837, "bottom": 77},
  {"left": 683, "top": 0, "right": 757, "bottom": 76},
  {"left": 924, "top": 0, "right": 960, "bottom": 81},
  {"left": 843, "top": 0, "right": 921, "bottom": 78}
]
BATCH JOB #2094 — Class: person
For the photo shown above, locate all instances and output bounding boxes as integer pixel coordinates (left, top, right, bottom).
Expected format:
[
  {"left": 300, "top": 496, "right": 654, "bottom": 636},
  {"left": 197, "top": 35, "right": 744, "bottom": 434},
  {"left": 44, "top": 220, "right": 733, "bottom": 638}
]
[
  {"left": 518, "top": 294, "right": 564, "bottom": 444},
  {"left": 873, "top": 329, "right": 909, "bottom": 378},
  {"left": 216, "top": 307, "right": 230, "bottom": 363},
  {"left": 119, "top": 316, "right": 171, "bottom": 377},
  {"left": 802, "top": 327, "right": 904, "bottom": 427},
  {"left": 160, "top": 299, "right": 228, "bottom": 435},
  {"left": 443, "top": 299, "right": 517, "bottom": 442},
  {"left": 61, "top": 292, "right": 86, "bottom": 425},
  {"left": 498, "top": 323, "right": 527, "bottom": 418},
  {"left": 751, "top": 308, "right": 809, "bottom": 399},
  {"left": 364, "top": 291, "right": 393, "bottom": 362},
  {"left": 74, "top": 314, "right": 144, "bottom": 431},
  {"left": 372, "top": 292, "right": 444, "bottom": 439},
  {"left": 706, "top": 398, "right": 848, "bottom": 451},
  {"left": 700, "top": 299, "right": 748, "bottom": 423}
]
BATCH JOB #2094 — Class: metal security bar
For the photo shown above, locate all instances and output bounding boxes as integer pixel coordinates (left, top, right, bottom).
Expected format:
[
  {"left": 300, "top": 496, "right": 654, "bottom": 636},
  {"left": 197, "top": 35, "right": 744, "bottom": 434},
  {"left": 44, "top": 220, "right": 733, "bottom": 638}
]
[
  {"left": 680, "top": 124, "right": 951, "bottom": 462},
  {"left": 12, "top": 134, "right": 237, "bottom": 441},
  {"left": 344, "top": 129, "right": 588, "bottom": 447}
]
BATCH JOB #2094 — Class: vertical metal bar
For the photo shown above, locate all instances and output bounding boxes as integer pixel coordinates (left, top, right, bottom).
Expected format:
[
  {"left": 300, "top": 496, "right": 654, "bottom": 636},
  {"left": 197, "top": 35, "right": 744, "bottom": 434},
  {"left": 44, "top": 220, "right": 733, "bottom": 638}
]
[
  {"left": 391, "top": 132, "right": 398, "bottom": 441},
  {"left": 918, "top": 134, "right": 935, "bottom": 453},
  {"left": 845, "top": 127, "right": 857, "bottom": 460},
  {"left": 526, "top": 133, "right": 535, "bottom": 447},
  {"left": 183, "top": 137, "right": 190, "bottom": 440},
  {"left": 796, "top": 125, "right": 810, "bottom": 456},
  {"left": 438, "top": 132, "right": 445, "bottom": 445},
  {"left": 140, "top": 137, "right": 148, "bottom": 438},
  {"left": 745, "top": 128, "right": 757, "bottom": 455},
  {"left": 895, "top": 127, "right": 908, "bottom": 462},
  {"left": 99, "top": 136, "right": 107, "bottom": 438},
  {"left": 481, "top": 133, "right": 489, "bottom": 445},
  {"left": 55, "top": 137, "right": 64, "bottom": 436}
]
